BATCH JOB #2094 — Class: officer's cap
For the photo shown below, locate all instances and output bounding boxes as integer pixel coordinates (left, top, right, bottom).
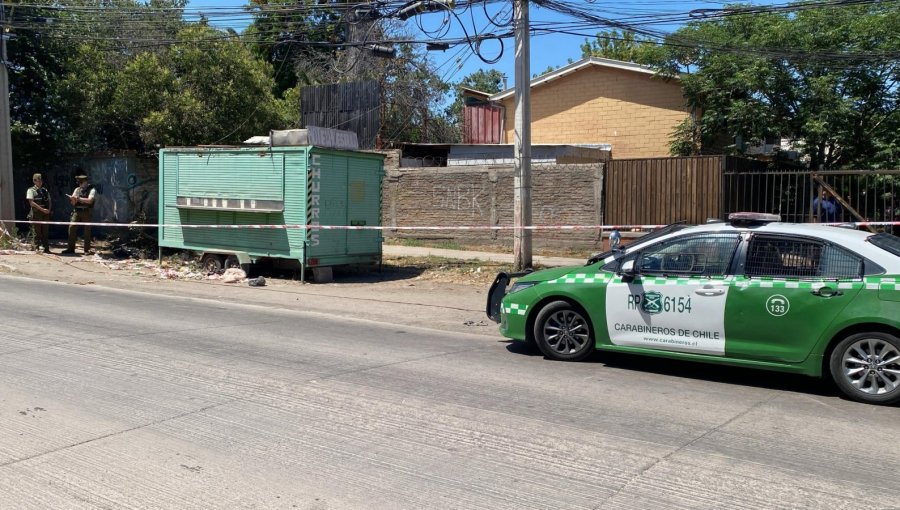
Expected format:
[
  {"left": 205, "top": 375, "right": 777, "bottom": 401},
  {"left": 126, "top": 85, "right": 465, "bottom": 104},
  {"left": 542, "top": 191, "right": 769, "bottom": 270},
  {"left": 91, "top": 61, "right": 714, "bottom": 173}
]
[
  {"left": 32, "top": 173, "right": 42, "bottom": 180},
  {"left": 75, "top": 174, "right": 88, "bottom": 181}
]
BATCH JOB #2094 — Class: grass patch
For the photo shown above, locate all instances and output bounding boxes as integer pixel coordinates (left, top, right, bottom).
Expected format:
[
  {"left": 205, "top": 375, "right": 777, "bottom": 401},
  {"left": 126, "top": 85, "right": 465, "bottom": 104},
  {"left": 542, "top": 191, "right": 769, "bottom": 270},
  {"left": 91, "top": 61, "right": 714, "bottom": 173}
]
[{"left": 0, "top": 226, "right": 23, "bottom": 250}]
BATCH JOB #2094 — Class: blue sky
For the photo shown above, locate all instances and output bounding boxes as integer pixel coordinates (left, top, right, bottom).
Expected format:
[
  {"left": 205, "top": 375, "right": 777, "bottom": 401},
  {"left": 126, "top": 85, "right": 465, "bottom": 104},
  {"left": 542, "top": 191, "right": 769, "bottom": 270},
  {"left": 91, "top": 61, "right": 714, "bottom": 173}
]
[{"left": 186, "top": 0, "right": 775, "bottom": 89}]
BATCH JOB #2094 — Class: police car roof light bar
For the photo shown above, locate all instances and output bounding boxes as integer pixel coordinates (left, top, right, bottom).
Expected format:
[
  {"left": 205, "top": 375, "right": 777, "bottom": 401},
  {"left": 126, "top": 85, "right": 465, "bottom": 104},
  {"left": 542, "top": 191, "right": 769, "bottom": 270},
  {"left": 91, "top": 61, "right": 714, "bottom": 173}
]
[{"left": 728, "top": 212, "right": 781, "bottom": 227}]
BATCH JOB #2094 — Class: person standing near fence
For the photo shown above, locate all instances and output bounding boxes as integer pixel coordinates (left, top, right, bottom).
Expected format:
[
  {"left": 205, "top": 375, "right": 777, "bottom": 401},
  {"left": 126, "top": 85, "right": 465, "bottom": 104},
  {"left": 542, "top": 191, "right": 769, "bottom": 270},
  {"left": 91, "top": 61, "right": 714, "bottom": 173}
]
[
  {"left": 62, "top": 174, "right": 96, "bottom": 255},
  {"left": 812, "top": 189, "right": 842, "bottom": 223},
  {"left": 25, "top": 173, "right": 52, "bottom": 254}
]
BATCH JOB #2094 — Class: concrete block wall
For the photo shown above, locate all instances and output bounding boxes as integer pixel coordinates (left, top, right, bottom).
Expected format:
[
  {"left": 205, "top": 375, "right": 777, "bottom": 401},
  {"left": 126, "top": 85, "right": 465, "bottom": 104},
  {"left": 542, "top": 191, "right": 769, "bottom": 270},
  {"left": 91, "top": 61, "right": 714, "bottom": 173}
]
[
  {"left": 14, "top": 154, "right": 159, "bottom": 239},
  {"left": 500, "top": 66, "right": 690, "bottom": 159},
  {"left": 382, "top": 161, "right": 606, "bottom": 251}
]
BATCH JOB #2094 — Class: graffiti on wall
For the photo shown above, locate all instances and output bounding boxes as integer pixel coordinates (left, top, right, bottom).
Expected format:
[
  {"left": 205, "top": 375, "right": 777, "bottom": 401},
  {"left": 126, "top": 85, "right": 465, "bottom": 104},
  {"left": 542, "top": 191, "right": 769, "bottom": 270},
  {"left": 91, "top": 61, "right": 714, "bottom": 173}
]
[
  {"left": 14, "top": 155, "right": 158, "bottom": 234},
  {"left": 535, "top": 206, "right": 561, "bottom": 225},
  {"left": 89, "top": 158, "right": 158, "bottom": 224},
  {"left": 432, "top": 183, "right": 487, "bottom": 218}
]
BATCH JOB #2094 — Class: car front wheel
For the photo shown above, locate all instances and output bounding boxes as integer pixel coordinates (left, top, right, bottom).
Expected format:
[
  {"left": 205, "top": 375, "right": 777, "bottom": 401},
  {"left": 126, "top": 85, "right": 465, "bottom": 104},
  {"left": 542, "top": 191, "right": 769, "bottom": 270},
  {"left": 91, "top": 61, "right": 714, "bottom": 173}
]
[
  {"left": 829, "top": 332, "right": 900, "bottom": 405},
  {"left": 534, "top": 301, "right": 594, "bottom": 361}
]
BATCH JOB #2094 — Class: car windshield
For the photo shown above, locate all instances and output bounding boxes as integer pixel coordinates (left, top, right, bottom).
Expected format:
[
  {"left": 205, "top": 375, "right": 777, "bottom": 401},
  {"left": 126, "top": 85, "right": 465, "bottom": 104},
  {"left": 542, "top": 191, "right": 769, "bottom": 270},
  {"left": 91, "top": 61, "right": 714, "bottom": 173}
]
[
  {"left": 868, "top": 233, "right": 900, "bottom": 257},
  {"left": 586, "top": 223, "right": 689, "bottom": 265}
]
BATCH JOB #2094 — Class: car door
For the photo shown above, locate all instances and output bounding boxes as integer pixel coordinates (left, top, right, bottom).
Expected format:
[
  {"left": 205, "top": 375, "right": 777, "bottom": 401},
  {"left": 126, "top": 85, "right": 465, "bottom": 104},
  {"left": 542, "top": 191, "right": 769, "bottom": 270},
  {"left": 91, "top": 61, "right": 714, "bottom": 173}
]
[
  {"left": 605, "top": 232, "right": 741, "bottom": 355},
  {"left": 724, "top": 233, "right": 864, "bottom": 363}
]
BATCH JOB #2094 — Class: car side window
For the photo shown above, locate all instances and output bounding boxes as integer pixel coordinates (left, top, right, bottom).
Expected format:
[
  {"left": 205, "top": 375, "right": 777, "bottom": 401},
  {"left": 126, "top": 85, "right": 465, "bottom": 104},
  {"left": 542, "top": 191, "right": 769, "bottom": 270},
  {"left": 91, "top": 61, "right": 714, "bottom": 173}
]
[
  {"left": 745, "top": 235, "right": 862, "bottom": 279},
  {"left": 634, "top": 234, "right": 741, "bottom": 276}
]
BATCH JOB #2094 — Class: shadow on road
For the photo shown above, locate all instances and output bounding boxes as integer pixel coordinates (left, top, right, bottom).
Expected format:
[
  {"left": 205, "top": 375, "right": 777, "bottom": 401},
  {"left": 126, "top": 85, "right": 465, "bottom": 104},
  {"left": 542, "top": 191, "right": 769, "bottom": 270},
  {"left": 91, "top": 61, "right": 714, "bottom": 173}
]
[{"left": 505, "top": 342, "right": 841, "bottom": 399}]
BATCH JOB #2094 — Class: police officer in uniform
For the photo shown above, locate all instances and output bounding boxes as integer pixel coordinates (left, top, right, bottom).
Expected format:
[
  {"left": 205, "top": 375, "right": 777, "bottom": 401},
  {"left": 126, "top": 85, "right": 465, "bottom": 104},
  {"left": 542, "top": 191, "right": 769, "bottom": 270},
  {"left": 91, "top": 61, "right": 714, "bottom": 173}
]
[
  {"left": 25, "top": 173, "right": 52, "bottom": 253},
  {"left": 62, "top": 174, "right": 96, "bottom": 255}
]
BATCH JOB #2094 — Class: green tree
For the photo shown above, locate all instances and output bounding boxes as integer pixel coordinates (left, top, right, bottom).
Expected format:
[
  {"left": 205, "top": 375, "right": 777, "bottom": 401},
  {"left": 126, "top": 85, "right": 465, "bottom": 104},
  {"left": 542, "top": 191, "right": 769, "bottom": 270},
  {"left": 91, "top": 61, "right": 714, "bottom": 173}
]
[
  {"left": 109, "top": 25, "right": 293, "bottom": 147},
  {"left": 9, "top": 0, "right": 190, "bottom": 155},
  {"left": 245, "top": 0, "right": 344, "bottom": 94},
  {"left": 7, "top": 2, "right": 74, "bottom": 163},
  {"left": 653, "top": 2, "right": 900, "bottom": 168},
  {"left": 246, "top": 7, "right": 456, "bottom": 144},
  {"left": 580, "top": 29, "right": 659, "bottom": 64},
  {"left": 378, "top": 40, "right": 454, "bottom": 144}
]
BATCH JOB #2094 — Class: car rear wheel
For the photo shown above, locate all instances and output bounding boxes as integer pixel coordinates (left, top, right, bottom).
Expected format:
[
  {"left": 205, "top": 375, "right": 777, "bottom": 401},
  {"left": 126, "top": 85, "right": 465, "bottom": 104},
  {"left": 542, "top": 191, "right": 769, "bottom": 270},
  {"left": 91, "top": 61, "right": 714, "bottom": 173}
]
[
  {"left": 534, "top": 301, "right": 594, "bottom": 361},
  {"left": 829, "top": 332, "right": 900, "bottom": 405}
]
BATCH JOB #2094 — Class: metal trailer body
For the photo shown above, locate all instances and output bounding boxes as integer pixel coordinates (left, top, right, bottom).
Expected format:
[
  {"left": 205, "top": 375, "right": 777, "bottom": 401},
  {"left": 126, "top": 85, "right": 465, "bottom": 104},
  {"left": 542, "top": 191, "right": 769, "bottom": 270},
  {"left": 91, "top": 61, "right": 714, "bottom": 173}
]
[{"left": 158, "top": 146, "right": 384, "bottom": 277}]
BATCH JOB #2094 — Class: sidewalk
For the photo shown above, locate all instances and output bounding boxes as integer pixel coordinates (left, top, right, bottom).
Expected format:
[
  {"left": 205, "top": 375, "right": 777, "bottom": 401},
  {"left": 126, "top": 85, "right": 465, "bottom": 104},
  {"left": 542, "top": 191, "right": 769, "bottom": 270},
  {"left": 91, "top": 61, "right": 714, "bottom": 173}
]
[
  {"left": 383, "top": 245, "right": 585, "bottom": 268},
  {"left": 0, "top": 245, "right": 586, "bottom": 338}
]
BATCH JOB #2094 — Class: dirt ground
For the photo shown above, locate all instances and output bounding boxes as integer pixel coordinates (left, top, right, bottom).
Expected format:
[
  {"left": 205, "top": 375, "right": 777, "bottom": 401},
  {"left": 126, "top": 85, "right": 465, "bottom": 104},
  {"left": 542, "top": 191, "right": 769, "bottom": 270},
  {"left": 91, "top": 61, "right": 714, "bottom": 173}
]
[{"left": 0, "top": 239, "right": 513, "bottom": 337}]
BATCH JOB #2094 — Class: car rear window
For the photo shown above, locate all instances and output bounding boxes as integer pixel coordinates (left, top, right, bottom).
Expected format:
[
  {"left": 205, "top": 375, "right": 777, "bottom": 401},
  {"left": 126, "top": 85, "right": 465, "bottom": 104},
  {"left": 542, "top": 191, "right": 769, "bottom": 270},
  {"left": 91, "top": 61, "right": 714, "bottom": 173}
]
[
  {"left": 745, "top": 235, "right": 863, "bottom": 279},
  {"left": 868, "top": 233, "right": 900, "bottom": 257}
]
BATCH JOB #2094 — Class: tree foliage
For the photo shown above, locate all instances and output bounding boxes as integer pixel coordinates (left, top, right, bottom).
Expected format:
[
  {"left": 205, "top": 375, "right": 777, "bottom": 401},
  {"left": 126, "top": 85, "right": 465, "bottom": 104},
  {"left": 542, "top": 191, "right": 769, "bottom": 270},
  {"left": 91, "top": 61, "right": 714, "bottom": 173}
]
[
  {"left": 245, "top": 0, "right": 343, "bottom": 94},
  {"left": 7, "top": 0, "right": 459, "bottom": 170},
  {"left": 7, "top": 0, "right": 298, "bottom": 163},
  {"left": 244, "top": 6, "right": 456, "bottom": 144},
  {"left": 580, "top": 29, "right": 660, "bottom": 64},
  {"left": 650, "top": 2, "right": 900, "bottom": 168}
]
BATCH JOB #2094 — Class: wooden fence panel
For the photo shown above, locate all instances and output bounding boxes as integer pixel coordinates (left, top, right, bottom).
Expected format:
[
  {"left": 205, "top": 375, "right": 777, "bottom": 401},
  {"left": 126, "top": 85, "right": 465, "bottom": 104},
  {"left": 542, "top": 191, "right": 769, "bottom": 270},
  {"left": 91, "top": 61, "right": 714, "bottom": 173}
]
[{"left": 606, "top": 156, "right": 724, "bottom": 226}]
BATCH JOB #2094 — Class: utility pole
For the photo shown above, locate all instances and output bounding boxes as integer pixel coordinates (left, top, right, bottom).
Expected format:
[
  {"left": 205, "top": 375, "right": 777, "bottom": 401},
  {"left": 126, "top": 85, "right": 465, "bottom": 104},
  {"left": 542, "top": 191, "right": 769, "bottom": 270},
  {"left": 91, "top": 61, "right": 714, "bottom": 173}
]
[
  {"left": 513, "top": 0, "right": 532, "bottom": 270},
  {"left": 0, "top": 0, "right": 14, "bottom": 237}
]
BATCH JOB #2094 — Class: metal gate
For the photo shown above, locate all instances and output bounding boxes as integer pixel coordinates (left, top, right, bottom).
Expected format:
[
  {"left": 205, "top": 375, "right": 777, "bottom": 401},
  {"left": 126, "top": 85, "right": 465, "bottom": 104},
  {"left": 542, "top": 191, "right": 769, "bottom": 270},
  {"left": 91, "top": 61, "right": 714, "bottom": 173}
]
[{"left": 723, "top": 170, "right": 900, "bottom": 228}]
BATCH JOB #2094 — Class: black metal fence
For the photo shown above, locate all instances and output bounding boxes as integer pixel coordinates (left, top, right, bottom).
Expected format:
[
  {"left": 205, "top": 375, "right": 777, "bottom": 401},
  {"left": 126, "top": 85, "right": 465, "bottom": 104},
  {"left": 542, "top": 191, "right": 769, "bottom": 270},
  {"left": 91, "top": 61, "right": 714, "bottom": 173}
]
[{"left": 723, "top": 170, "right": 900, "bottom": 228}]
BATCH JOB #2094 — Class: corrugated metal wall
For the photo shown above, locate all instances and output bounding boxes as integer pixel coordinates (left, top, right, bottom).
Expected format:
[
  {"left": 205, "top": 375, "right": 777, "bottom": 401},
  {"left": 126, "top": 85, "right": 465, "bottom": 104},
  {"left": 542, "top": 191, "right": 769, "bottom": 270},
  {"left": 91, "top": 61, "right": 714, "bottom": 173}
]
[
  {"left": 463, "top": 104, "right": 503, "bottom": 144},
  {"left": 346, "top": 156, "right": 382, "bottom": 255},
  {"left": 284, "top": 149, "right": 308, "bottom": 255},
  {"left": 308, "top": 152, "right": 347, "bottom": 259},
  {"left": 301, "top": 81, "right": 381, "bottom": 149},
  {"left": 177, "top": 152, "right": 291, "bottom": 255},
  {"left": 159, "top": 148, "right": 298, "bottom": 257}
]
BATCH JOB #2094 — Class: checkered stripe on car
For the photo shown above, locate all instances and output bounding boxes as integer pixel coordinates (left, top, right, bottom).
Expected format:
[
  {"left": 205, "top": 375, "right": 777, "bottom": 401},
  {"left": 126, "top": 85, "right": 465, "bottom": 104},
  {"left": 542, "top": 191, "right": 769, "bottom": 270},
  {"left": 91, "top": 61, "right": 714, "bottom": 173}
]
[
  {"left": 629, "top": 276, "right": 730, "bottom": 285},
  {"left": 546, "top": 273, "right": 615, "bottom": 284},
  {"left": 543, "top": 273, "right": 900, "bottom": 290},
  {"left": 734, "top": 277, "right": 900, "bottom": 290},
  {"left": 504, "top": 303, "right": 528, "bottom": 315},
  {"left": 864, "top": 277, "right": 900, "bottom": 291},
  {"left": 734, "top": 280, "right": 850, "bottom": 289}
]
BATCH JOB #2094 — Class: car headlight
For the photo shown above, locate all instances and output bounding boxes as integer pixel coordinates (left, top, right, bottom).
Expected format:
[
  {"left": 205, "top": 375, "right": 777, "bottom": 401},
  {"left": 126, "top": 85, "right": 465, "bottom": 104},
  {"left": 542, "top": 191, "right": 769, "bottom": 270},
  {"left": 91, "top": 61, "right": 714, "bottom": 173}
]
[{"left": 508, "top": 281, "right": 538, "bottom": 294}]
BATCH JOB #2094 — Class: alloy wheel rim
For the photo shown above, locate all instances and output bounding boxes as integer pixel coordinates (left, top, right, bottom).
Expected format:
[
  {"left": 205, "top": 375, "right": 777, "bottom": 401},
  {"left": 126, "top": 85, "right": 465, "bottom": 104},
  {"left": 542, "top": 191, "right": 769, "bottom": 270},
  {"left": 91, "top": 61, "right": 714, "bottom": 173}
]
[
  {"left": 842, "top": 338, "right": 900, "bottom": 396},
  {"left": 543, "top": 309, "right": 590, "bottom": 354}
]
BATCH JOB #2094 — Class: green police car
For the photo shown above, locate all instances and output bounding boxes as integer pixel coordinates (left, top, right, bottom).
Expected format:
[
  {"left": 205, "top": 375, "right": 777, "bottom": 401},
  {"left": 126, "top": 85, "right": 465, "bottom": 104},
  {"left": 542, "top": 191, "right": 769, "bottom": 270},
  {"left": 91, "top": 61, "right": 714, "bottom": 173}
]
[{"left": 487, "top": 214, "right": 900, "bottom": 405}]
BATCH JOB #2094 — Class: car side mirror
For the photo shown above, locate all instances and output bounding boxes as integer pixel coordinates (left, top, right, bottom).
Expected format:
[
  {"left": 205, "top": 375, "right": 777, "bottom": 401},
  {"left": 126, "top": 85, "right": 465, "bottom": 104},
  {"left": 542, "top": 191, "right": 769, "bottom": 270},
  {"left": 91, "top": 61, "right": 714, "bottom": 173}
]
[{"left": 619, "top": 259, "right": 636, "bottom": 280}]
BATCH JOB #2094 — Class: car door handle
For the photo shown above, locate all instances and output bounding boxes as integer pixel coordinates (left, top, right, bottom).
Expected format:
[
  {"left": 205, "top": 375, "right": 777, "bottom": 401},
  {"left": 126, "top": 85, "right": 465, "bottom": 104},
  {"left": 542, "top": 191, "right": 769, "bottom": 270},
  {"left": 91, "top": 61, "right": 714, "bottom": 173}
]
[
  {"left": 694, "top": 287, "right": 725, "bottom": 296},
  {"left": 811, "top": 286, "right": 843, "bottom": 297}
]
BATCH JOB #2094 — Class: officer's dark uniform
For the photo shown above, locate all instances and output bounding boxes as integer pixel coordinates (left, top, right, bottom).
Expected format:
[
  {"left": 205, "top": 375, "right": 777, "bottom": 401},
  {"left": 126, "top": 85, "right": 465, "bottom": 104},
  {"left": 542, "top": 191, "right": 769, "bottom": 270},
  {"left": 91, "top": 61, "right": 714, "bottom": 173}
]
[
  {"left": 26, "top": 173, "right": 52, "bottom": 253},
  {"left": 64, "top": 175, "right": 95, "bottom": 254}
]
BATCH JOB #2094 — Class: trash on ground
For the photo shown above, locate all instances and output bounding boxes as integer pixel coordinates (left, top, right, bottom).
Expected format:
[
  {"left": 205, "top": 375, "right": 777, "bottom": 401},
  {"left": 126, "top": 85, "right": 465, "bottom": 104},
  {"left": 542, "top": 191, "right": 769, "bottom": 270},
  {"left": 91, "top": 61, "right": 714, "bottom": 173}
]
[
  {"left": 248, "top": 276, "right": 266, "bottom": 287},
  {"left": 221, "top": 268, "right": 246, "bottom": 283}
]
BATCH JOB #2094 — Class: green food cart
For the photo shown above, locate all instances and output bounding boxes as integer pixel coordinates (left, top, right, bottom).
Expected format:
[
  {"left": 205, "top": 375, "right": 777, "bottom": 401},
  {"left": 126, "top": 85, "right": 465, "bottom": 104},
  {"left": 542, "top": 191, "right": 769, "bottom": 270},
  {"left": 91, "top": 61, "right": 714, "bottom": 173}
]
[{"left": 158, "top": 144, "right": 384, "bottom": 282}]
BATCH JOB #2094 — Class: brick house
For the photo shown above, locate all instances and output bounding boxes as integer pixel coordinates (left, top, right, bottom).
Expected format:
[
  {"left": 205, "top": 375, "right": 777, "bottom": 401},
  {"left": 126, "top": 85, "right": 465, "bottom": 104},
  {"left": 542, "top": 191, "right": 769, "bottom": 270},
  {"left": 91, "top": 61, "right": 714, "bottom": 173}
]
[{"left": 482, "top": 57, "right": 692, "bottom": 159}]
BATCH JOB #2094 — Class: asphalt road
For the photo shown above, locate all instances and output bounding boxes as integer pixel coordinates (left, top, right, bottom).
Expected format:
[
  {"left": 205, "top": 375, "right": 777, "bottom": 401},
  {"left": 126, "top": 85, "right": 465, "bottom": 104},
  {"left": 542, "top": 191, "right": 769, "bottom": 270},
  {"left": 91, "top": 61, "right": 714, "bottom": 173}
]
[{"left": 0, "top": 276, "right": 898, "bottom": 510}]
